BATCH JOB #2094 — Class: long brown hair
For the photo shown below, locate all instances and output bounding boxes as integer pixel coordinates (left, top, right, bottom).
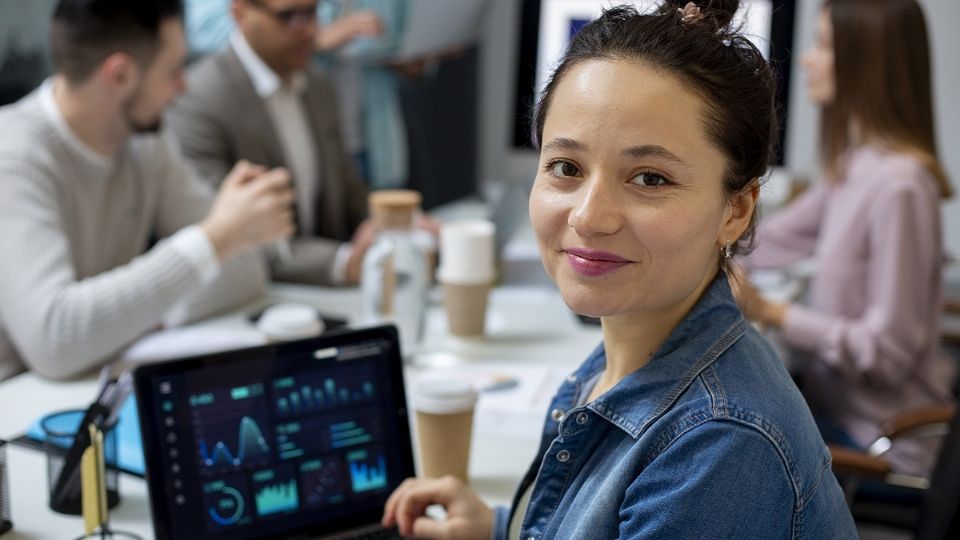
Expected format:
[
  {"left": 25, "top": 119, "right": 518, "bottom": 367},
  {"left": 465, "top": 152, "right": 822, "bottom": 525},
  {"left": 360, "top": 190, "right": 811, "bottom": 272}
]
[{"left": 822, "top": 0, "right": 952, "bottom": 198}]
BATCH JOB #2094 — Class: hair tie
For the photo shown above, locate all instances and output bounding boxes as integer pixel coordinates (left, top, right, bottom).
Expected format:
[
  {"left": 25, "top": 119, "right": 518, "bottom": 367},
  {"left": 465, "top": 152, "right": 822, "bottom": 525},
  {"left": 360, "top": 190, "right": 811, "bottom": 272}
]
[{"left": 678, "top": 2, "right": 705, "bottom": 24}]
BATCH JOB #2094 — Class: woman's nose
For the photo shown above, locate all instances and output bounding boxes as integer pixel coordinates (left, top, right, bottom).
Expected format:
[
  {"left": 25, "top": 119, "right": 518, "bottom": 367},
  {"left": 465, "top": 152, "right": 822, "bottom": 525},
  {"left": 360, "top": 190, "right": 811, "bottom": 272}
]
[{"left": 568, "top": 178, "right": 622, "bottom": 236}]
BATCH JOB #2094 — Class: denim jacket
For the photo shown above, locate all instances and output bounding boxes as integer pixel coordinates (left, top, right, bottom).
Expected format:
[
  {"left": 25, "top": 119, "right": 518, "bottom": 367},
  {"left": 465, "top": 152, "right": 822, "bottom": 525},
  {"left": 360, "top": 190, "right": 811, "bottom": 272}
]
[{"left": 492, "top": 275, "right": 857, "bottom": 539}]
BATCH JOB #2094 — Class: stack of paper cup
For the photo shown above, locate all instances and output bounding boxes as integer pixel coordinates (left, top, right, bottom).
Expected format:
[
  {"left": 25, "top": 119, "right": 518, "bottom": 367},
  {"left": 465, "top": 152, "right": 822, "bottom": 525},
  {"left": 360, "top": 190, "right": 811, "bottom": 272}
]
[{"left": 437, "top": 220, "right": 496, "bottom": 337}]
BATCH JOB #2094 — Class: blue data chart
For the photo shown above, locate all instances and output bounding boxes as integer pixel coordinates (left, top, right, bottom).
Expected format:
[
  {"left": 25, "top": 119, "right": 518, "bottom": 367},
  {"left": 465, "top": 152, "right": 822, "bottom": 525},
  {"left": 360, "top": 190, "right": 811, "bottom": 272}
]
[
  {"left": 202, "top": 475, "right": 252, "bottom": 529},
  {"left": 189, "top": 385, "right": 273, "bottom": 473},
  {"left": 252, "top": 466, "right": 300, "bottom": 516},
  {"left": 198, "top": 416, "right": 270, "bottom": 467},
  {"left": 273, "top": 364, "right": 376, "bottom": 417},
  {"left": 299, "top": 456, "right": 347, "bottom": 508},
  {"left": 347, "top": 448, "right": 387, "bottom": 493}
]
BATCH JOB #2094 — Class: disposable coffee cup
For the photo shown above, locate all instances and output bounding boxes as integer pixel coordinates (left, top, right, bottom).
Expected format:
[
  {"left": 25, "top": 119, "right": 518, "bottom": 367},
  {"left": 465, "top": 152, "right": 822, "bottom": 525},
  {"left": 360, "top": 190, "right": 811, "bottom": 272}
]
[
  {"left": 437, "top": 220, "right": 496, "bottom": 337},
  {"left": 413, "top": 377, "right": 478, "bottom": 482},
  {"left": 441, "top": 282, "right": 492, "bottom": 336},
  {"left": 256, "top": 303, "right": 324, "bottom": 342}
]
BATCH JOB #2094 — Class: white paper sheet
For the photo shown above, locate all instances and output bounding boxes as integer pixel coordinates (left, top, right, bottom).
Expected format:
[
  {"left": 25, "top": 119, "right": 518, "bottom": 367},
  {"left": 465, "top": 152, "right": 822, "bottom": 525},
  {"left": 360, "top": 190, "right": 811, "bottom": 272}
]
[{"left": 120, "top": 326, "right": 267, "bottom": 364}]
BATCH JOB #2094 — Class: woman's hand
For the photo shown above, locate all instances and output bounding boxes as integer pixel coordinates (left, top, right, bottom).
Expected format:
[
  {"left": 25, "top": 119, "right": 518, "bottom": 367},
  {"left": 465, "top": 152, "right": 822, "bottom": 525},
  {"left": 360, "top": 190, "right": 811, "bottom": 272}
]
[
  {"left": 728, "top": 267, "right": 788, "bottom": 329},
  {"left": 316, "top": 11, "right": 383, "bottom": 51},
  {"left": 382, "top": 476, "right": 494, "bottom": 539}
]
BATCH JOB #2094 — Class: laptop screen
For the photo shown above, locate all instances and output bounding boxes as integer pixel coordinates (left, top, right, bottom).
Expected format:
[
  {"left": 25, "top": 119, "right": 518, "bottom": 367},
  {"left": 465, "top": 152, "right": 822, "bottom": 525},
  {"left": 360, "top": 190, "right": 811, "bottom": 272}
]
[{"left": 134, "top": 326, "right": 414, "bottom": 540}]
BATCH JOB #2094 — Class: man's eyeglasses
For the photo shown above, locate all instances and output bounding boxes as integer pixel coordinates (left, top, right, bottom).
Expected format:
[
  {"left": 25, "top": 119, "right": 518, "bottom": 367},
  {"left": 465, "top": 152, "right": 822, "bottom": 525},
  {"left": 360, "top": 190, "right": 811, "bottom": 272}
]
[{"left": 246, "top": 0, "right": 318, "bottom": 29}]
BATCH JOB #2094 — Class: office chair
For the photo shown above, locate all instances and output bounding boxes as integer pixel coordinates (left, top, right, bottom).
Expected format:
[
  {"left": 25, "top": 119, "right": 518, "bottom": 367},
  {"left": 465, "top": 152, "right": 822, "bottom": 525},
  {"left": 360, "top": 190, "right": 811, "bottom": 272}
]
[{"left": 829, "top": 403, "right": 959, "bottom": 538}]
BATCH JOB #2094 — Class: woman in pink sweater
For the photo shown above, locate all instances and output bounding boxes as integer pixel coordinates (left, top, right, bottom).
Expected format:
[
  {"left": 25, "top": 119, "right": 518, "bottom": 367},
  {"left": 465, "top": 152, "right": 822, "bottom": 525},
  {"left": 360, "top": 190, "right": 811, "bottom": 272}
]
[{"left": 734, "top": 0, "right": 955, "bottom": 477}]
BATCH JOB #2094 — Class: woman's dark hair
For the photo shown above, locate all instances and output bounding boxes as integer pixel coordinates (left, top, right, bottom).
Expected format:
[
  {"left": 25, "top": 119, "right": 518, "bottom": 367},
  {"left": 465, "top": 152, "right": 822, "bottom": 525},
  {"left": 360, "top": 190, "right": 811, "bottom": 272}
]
[
  {"left": 51, "top": 0, "right": 185, "bottom": 85},
  {"left": 532, "top": 0, "right": 778, "bottom": 260}
]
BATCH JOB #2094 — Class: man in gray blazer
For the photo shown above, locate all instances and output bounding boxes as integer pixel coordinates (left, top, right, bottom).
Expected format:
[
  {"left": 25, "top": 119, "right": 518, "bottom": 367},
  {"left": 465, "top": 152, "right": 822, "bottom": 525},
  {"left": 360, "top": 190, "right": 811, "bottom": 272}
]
[{"left": 168, "top": 0, "right": 371, "bottom": 286}]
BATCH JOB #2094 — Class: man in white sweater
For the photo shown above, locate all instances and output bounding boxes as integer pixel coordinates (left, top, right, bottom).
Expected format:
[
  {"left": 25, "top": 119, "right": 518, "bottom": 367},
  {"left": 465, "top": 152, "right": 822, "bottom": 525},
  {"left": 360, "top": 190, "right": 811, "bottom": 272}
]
[{"left": 0, "top": 0, "right": 295, "bottom": 381}]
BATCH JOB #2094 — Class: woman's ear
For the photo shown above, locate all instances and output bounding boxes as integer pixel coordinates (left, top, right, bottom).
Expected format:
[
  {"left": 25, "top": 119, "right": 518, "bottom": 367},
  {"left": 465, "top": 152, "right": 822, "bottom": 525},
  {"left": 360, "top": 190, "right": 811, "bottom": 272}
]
[{"left": 721, "top": 180, "right": 759, "bottom": 243}]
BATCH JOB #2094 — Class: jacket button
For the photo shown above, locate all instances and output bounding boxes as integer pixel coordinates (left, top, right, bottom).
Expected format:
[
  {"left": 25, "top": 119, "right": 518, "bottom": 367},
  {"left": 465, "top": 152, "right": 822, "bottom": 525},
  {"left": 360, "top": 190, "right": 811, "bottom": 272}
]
[
  {"left": 576, "top": 412, "right": 589, "bottom": 425},
  {"left": 550, "top": 408, "right": 565, "bottom": 422},
  {"left": 566, "top": 373, "right": 578, "bottom": 383},
  {"left": 557, "top": 449, "right": 571, "bottom": 462}
]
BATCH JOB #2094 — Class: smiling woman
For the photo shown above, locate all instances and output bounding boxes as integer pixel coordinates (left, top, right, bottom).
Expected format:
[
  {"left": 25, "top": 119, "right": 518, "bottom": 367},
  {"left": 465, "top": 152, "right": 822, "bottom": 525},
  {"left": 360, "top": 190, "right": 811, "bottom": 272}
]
[
  {"left": 381, "top": 2, "right": 858, "bottom": 539},
  {"left": 532, "top": 58, "right": 741, "bottom": 330}
]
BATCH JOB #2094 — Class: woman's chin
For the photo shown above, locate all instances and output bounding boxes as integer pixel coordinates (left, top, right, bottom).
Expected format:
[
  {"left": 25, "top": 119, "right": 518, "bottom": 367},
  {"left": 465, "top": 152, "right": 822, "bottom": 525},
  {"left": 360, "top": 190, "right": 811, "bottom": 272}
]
[{"left": 559, "top": 289, "right": 615, "bottom": 319}]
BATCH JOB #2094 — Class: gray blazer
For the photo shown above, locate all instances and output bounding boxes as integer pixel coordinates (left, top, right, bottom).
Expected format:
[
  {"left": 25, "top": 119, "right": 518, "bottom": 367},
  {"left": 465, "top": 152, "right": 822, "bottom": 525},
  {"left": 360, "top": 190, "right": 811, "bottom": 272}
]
[{"left": 167, "top": 47, "right": 368, "bottom": 285}]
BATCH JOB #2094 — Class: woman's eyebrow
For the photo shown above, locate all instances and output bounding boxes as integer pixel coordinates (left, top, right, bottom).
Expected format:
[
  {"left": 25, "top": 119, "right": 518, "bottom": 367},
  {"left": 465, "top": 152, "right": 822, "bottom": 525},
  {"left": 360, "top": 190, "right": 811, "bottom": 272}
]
[
  {"left": 542, "top": 139, "right": 690, "bottom": 169},
  {"left": 622, "top": 145, "right": 689, "bottom": 168},
  {"left": 541, "top": 137, "right": 586, "bottom": 153}
]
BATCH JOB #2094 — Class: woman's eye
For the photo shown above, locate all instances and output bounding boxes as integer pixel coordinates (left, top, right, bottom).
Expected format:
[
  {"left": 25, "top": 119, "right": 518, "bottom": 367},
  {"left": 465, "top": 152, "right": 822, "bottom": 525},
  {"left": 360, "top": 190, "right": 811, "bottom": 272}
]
[
  {"left": 549, "top": 161, "right": 580, "bottom": 178},
  {"left": 631, "top": 172, "right": 670, "bottom": 187}
]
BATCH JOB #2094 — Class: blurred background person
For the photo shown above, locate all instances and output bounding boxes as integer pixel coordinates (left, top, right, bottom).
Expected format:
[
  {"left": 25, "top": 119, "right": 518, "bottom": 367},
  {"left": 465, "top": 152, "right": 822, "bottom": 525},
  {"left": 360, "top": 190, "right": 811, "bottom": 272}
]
[
  {"left": 0, "top": 0, "right": 295, "bottom": 381},
  {"left": 733, "top": 0, "right": 955, "bottom": 478},
  {"left": 168, "top": 0, "right": 373, "bottom": 286},
  {"left": 182, "top": 0, "right": 411, "bottom": 190}
]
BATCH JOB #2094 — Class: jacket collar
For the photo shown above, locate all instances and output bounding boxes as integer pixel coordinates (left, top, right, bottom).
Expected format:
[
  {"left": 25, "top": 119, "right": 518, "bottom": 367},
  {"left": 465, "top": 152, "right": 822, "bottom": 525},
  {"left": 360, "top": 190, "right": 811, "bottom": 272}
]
[
  {"left": 230, "top": 31, "right": 307, "bottom": 98},
  {"left": 575, "top": 273, "right": 748, "bottom": 439}
]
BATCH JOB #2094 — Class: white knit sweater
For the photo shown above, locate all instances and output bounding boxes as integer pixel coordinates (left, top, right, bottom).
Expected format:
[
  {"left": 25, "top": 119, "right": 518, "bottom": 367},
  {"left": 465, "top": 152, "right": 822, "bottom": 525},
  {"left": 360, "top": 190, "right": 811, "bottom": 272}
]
[{"left": 0, "top": 84, "right": 267, "bottom": 380}]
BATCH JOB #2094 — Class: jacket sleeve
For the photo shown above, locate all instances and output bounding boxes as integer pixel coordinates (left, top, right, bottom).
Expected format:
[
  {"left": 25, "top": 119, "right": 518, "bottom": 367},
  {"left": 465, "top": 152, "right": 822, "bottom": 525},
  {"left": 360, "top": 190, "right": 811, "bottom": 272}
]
[
  {"left": 780, "top": 175, "right": 941, "bottom": 387},
  {"left": 491, "top": 506, "right": 510, "bottom": 540},
  {"left": 741, "top": 182, "right": 828, "bottom": 270},
  {"left": 617, "top": 421, "right": 796, "bottom": 539},
  {"left": 268, "top": 237, "right": 346, "bottom": 286}
]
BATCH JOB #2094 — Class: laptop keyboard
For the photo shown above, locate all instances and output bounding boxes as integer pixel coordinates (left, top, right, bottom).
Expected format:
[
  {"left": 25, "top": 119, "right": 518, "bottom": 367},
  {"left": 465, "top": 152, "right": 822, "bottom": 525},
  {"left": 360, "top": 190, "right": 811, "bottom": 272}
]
[
  {"left": 314, "top": 525, "right": 403, "bottom": 539},
  {"left": 352, "top": 528, "right": 402, "bottom": 539}
]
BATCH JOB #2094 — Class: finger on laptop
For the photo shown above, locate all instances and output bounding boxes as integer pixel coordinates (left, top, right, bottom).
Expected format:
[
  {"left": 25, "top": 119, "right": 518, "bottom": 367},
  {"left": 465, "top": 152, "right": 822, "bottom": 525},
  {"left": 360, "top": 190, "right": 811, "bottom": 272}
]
[
  {"left": 392, "top": 478, "right": 452, "bottom": 536},
  {"left": 383, "top": 477, "right": 419, "bottom": 527}
]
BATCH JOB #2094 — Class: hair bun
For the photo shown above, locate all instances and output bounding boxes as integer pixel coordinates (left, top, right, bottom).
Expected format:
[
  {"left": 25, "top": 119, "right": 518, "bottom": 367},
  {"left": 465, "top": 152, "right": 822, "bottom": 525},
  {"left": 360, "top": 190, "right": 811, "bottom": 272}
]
[{"left": 661, "top": 0, "right": 740, "bottom": 31}]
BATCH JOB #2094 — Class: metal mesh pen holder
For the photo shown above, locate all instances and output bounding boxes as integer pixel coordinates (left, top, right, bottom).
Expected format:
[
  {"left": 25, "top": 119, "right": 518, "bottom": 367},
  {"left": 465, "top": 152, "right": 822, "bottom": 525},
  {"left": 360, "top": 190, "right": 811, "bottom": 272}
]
[
  {"left": 0, "top": 439, "right": 13, "bottom": 535},
  {"left": 41, "top": 409, "right": 121, "bottom": 516}
]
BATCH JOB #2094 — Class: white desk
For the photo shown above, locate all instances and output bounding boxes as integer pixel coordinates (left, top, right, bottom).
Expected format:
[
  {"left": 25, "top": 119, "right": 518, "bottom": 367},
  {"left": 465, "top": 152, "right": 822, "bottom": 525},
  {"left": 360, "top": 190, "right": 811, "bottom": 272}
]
[{"left": 0, "top": 282, "right": 601, "bottom": 539}]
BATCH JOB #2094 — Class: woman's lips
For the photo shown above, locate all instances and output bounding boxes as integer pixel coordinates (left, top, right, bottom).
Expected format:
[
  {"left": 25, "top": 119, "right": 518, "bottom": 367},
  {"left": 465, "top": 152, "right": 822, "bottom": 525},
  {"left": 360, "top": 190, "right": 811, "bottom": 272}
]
[{"left": 564, "top": 248, "right": 633, "bottom": 277}]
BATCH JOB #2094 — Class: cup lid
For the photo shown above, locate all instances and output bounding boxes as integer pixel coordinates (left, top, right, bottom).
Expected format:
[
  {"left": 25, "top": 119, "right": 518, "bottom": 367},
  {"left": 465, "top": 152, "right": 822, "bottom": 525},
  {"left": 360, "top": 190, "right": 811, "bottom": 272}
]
[
  {"left": 412, "top": 376, "right": 478, "bottom": 414},
  {"left": 369, "top": 190, "right": 422, "bottom": 229},
  {"left": 257, "top": 303, "right": 324, "bottom": 340}
]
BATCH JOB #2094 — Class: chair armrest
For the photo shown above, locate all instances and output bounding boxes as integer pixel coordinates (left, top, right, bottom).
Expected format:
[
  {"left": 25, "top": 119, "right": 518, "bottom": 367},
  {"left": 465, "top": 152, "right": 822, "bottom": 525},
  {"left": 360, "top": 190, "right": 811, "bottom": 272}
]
[
  {"left": 881, "top": 404, "right": 956, "bottom": 440},
  {"left": 829, "top": 445, "right": 891, "bottom": 479}
]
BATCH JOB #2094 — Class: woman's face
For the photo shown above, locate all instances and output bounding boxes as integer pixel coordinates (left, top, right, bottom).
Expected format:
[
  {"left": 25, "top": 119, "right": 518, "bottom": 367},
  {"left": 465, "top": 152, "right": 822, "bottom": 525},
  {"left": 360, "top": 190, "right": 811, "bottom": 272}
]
[
  {"left": 530, "top": 59, "right": 754, "bottom": 320},
  {"left": 802, "top": 8, "right": 836, "bottom": 105}
]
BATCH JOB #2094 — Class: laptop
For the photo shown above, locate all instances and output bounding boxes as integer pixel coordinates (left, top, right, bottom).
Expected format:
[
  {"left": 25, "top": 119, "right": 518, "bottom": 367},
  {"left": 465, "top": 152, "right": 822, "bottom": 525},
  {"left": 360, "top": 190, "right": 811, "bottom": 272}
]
[{"left": 133, "top": 325, "right": 414, "bottom": 540}]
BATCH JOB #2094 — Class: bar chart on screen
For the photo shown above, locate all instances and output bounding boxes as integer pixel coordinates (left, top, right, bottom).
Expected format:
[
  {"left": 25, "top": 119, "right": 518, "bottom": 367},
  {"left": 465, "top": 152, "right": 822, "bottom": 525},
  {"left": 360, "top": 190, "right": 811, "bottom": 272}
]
[
  {"left": 252, "top": 466, "right": 300, "bottom": 517},
  {"left": 347, "top": 448, "right": 388, "bottom": 493}
]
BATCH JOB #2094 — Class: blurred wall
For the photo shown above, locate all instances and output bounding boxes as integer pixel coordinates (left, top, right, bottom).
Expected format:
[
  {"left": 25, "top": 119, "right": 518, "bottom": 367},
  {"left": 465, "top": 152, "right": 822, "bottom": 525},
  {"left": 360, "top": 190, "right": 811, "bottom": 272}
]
[{"left": 0, "top": 0, "right": 57, "bottom": 105}]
